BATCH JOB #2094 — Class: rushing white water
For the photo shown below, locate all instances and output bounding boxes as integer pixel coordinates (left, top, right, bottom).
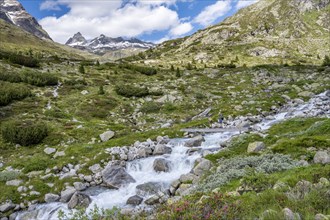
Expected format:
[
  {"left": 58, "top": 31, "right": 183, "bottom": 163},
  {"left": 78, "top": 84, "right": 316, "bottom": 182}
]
[{"left": 16, "top": 91, "right": 330, "bottom": 220}]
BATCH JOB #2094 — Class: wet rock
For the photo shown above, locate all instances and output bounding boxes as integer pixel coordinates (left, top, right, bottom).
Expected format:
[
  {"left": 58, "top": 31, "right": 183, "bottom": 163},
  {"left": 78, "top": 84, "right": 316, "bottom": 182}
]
[
  {"left": 59, "top": 188, "right": 76, "bottom": 203},
  {"left": 44, "top": 193, "right": 60, "bottom": 203},
  {"left": 102, "top": 165, "right": 135, "bottom": 189},
  {"left": 68, "top": 192, "right": 91, "bottom": 209},
  {"left": 126, "top": 195, "right": 143, "bottom": 206},
  {"left": 0, "top": 202, "right": 15, "bottom": 212},
  {"left": 169, "top": 180, "right": 181, "bottom": 195},
  {"left": 247, "top": 141, "right": 265, "bottom": 153},
  {"left": 137, "top": 148, "right": 147, "bottom": 158},
  {"left": 73, "top": 182, "right": 86, "bottom": 191},
  {"left": 100, "top": 130, "right": 115, "bottom": 142},
  {"left": 153, "top": 158, "right": 171, "bottom": 172},
  {"left": 136, "top": 182, "right": 164, "bottom": 197},
  {"left": 193, "top": 159, "right": 212, "bottom": 176},
  {"left": 184, "top": 135, "right": 205, "bottom": 147},
  {"left": 44, "top": 147, "right": 56, "bottom": 155},
  {"left": 153, "top": 144, "right": 172, "bottom": 155},
  {"left": 144, "top": 194, "right": 160, "bottom": 205},
  {"left": 313, "top": 151, "right": 330, "bottom": 164},
  {"left": 9, "top": 212, "right": 18, "bottom": 220}
]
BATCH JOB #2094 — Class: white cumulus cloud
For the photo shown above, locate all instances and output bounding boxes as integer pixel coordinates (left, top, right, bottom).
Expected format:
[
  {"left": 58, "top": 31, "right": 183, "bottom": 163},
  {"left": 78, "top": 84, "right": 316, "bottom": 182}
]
[
  {"left": 39, "top": 0, "right": 192, "bottom": 44},
  {"left": 40, "top": 0, "right": 61, "bottom": 11},
  {"left": 194, "top": 0, "right": 232, "bottom": 26},
  {"left": 235, "top": 0, "right": 259, "bottom": 10}
]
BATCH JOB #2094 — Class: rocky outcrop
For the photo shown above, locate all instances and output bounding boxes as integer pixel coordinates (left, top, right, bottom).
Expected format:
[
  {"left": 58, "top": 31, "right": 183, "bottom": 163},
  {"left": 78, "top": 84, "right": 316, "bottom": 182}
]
[
  {"left": 126, "top": 195, "right": 143, "bottom": 206},
  {"left": 184, "top": 135, "right": 205, "bottom": 147},
  {"left": 0, "top": 0, "right": 52, "bottom": 40},
  {"left": 247, "top": 142, "right": 265, "bottom": 153}
]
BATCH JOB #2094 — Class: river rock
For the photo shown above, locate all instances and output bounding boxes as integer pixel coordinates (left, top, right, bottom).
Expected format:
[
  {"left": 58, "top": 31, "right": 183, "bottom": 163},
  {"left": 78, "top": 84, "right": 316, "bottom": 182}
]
[
  {"left": 136, "top": 182, "right": 164, "bottom": 197},
  {"left": 59, "top": 170, "right": 76, "bottom": 180},
  {"left": 153, "top": 158, "right": 171, "bottom": 172},
  {"left": 313, "top": 151, "right": 330, "bottom": 164},
  {"left": 137, "top": 148, "right": 147, "bottom": 158},
  {"left": 68, "top": 192, "right": 91, "bottom": 209},
  {"left": 53, "top": 151, "right": 65, "bottom": 158},
  {"left": 0, "top": 202, "right": 15, "bottom": 212},
  {"left": 193, "top": 159, "right": 212, "bottom": 176},
  {"left": 89, "top": 164, "right": 102, "bottom": 174},
  {"left": 175, "top": 183, "right": 191, "bottom": 196},
  {"left": 247, "top": 141, "right": 265, "bottom": 153},
  {"left": 73, "top": 182, "right": 87, "bottom": 191},
  {"left": 44, "top": 147, "right": 56, "bottom": 155},
  {"left": 153, "top": 144, "right": 172, "bottom": 155},
  {"left": 184, "top": 135, "right": 205, "bottom": 147},
  {"left": 100, "top": 130, "right": 115, "bottom": 142},
  {"left": 169, "top": 180, "right": 181, "bottom": 195},
  {"left": 179, "top": 173, "right": 198, "bottom": 183},
  {"left": 102, "top": 165, "right": 135, "bottom": 189},
  {"left": 44, "top": 193, "right": 60, "bottom": 203},
  {"left": 59, "top": 188, "right": 76, "bottom": 203},
  {"left": 126, "top": 195, "right": 143, "bottom": 206}
]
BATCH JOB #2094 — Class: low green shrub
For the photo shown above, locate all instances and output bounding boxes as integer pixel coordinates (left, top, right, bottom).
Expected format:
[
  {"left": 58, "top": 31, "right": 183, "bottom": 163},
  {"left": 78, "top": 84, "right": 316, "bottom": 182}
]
[
  {"left": 119, "top": 63, "right": 157, "bottom": 75},
  {"left": 0, "top": 171, "right": 21, "bottom": 182},
  {"left": 115, "top": 84, "right": 149, "bottom": 97},
  {"left": 1, "top": 120, "right": 48, "bottom": 146},
  {"left": 0, "top": 69, "right": 58, "bottom": 86},
  {"left": 0, "top": 81, "right": 31, "bottom": 106},
  {"left": 140, "top": 102, "right": 161, "bottom": 113}
]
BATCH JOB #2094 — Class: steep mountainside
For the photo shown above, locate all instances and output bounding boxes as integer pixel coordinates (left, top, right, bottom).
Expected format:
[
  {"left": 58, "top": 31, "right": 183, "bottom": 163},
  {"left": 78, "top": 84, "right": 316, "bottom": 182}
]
[
  {"left": 0, "top": 0, "right": 51, "bottom": 40},
  {"left": 0, "top": 19, "right": 94, "bottom": 60},
  {"left": 66, "top": 32, "right": 155, "bottom": 55},
  {"left": 142, "top": 0, "right": 330, "bottom": 67}
]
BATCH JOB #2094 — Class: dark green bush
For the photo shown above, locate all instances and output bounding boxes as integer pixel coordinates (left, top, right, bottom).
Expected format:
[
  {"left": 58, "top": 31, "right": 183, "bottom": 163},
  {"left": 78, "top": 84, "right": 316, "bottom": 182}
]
[
  {"left": 0, "top": 51, "right": 40, "bottom": 67},
  {"left": 119, "top": 63, "right": 157, "bottom": 75},
  {"left": 140, "top": 102, "right": 161, "bottom": 113},
  {"left": 322, "top": 55, "right": 330, "bottom": 67},
  {"left": 0, "top": 82, "right": 31, "bottom": 106},
  {"left": 115, "top": 84, "right": 149, "bottom": 97},
  {"left": 0, "top": 70, "right": 58, "bottom": 86},
  {"left": 1, "top": 120, "right": 48, "bottom": 146}
]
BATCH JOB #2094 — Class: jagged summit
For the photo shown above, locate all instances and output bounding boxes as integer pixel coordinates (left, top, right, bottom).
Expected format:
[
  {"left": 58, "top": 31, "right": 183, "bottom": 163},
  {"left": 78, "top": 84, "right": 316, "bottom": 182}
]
[
  {"left": 0, "top": 0, "right": 52, "bottom": 40},
  {"left": 65, "top": 33, "right": 155, "bottom": 55}
]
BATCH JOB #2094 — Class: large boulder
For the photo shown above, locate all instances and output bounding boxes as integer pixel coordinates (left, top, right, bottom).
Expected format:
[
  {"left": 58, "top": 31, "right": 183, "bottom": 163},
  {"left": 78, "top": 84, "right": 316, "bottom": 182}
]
[
  {"left": 313, "top": 151, "right": 330, "bottom": 164},
  {"left": 184, "top": 135, "right": 205, "bottom": 147},
  {"left": 136, "top": 182, "right": 164, "bottom": 197},
  {"left": 59, "top": 188, "right": 76, "bottom": 203},
  {"left": 153, "top": 144, "right": 172, "bottom": 155},
  {"left": 68, "top": 192, "right": 91, "bottom": 209},
  {"left": 153, "top": 158, "right": 171, "bottom": 172},
  {"left": 44, "top": 147, "right": 56, "bottom": 155},
  {"left": 247, "top": 141, "right": 265, "bottom": 153},
  {"left": 0, "top": 202, "right": 15, "bottom": 212},
  {"left": 99, "top": 130, "right": 115, "bottom": 142},
  {"left": 193, "top": 159, "right": 212, "bottom": 176},
  {"left": 44, "top": 193, "right": 60, "bottom": 203},
  {"left": 102, "top": 165, "right": 135, "bottom": 189},
  {"left": 126, "top": 195, "right": 143, "bottom": 206},
  {"left": 179, "top": 173, "right": 198, "bottom": 183}
]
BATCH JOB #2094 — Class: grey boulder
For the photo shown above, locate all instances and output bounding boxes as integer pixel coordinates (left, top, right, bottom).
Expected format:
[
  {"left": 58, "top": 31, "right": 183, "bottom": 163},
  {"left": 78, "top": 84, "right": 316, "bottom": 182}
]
[{"left": 102, "top": 165, "right": 135, "bottom": 189}]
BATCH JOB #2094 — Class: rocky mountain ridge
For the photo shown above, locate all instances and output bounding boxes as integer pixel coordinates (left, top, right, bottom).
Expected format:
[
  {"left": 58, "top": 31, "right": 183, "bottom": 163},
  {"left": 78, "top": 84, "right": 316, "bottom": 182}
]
[
  {"left": 66, "top": 32, "right": 155, "bottom": 55},
  {"left": 143, "top": 0, "right": 330, "bottom": 67},
  {"left": 0, "top": 0, "right": 51, "bottom": 40}
]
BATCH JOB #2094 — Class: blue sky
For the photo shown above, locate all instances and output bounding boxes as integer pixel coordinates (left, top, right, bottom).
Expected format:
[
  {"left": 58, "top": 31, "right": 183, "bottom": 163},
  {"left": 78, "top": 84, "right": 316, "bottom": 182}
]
[{"left": 18, "top": 0, "right": 258, "bottom": 44}]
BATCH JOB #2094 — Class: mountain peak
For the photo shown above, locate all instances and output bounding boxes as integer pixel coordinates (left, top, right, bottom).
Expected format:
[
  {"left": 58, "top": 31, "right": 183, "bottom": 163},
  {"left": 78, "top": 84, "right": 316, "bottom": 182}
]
[
  {"left": 0, "top": 0, "right": 52, "bottom": 40},
  {"left": 65, "top": 33, "right": 155, "bottom": 55}
]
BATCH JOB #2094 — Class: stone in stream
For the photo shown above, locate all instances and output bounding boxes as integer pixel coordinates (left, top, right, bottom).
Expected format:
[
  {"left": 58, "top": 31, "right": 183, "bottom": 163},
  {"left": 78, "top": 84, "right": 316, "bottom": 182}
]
[
  {"left": 184, "top": 135, "right": 205, "bottom": 147},
  {"left": 67, "top": 192, "right": 91, "bottom": 209},
  {"left": 136, "top": 182, "right": 165, "bottom": 197},
  {"left": 153, "top": 158, "right": 171, "bottom": 172},
  {"left": 0, "top": 202, "right": 15, "bottom": 212},
  {"left": 153, "top": 144, "right": 172, "bottom": 155},
  {"left": 126, "top": 195, "right": 143, "bottom": 206},
  {"left": 59, "top": 187, "right": 76, "bottom": 203},
  {"left": 102, "top": 165, "right": 135, "bottom": 189},
  {"left": 44, "top": 193, "right": 60, "bottom": 203}
]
